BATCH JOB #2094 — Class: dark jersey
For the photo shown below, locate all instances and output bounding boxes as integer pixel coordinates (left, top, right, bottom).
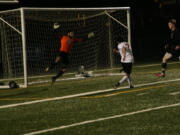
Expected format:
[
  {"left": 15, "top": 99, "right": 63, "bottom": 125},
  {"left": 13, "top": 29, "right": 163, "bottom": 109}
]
[{"left": 166, "top": 29, "right": 180, "bottom": 54}]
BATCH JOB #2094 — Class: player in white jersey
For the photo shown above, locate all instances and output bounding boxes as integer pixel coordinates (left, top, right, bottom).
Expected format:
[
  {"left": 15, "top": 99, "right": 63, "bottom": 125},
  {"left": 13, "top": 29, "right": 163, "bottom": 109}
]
[{"left": 113, "top": 40, "right": 134, "bottom": 88}]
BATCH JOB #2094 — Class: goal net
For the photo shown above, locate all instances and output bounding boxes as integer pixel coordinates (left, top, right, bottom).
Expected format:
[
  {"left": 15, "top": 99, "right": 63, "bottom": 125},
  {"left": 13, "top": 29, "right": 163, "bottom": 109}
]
[{"left": 0, "top": 7, "right": 131, "bottom": 88}]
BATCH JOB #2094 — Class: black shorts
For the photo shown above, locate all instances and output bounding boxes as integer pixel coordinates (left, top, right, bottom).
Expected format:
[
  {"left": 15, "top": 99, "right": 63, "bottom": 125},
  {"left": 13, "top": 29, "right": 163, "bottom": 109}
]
[
  {"left": 122, "top": 63, "right": 133, "bottom": 74},
  {"left": 57, "top": 52, "right": 69, "bottom": 67}
]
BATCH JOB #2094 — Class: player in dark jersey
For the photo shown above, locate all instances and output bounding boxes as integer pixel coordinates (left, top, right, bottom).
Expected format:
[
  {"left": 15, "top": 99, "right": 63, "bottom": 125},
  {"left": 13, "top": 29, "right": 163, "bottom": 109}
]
[
  {"left": 156, "top": 19, "right": 180, "bottom": 77},
  {"left": 45, "top": 23, "right": 94, "bottom": 84}
]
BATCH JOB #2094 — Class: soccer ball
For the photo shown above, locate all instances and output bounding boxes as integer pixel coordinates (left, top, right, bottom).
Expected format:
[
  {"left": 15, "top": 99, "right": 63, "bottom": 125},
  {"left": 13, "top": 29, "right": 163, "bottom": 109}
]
[
  {"left": 53, "top": 23, "right": 60, "bottom": 29},
  {"left": 8, "top": 81, "right": 19, "bottom": 89}
]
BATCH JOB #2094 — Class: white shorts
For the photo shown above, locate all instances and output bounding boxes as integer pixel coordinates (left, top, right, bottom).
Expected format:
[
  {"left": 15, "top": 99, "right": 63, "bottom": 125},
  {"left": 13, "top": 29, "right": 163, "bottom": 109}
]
[{"left": 164, "top": 52, "right": 173, "bottom": 60}]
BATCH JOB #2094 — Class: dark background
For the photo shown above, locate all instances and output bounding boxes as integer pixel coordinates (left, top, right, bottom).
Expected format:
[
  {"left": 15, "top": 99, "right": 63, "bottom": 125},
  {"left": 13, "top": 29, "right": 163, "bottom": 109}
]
[{"left": 1, "top": 0, "right": 180, "bottom": 63}]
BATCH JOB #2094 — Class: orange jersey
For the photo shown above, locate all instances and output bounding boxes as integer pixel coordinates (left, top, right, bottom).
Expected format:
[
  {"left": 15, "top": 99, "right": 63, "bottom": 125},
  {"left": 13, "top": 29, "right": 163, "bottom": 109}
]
[{"left": 60, "top": 35, "right": 83, "bottom": 54}]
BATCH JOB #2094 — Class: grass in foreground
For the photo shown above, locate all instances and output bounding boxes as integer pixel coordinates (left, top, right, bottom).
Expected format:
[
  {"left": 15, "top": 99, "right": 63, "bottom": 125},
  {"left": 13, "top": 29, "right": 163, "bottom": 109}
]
[{"left": 0, "top": 62, "right": 180, "bottom": 135}]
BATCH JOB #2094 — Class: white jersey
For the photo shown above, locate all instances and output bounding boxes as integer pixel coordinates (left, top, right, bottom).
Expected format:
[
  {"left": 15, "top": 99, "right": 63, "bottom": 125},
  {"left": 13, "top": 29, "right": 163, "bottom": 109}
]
[{"left": 117, "top": 42, "right": 134, "bottom": 63}]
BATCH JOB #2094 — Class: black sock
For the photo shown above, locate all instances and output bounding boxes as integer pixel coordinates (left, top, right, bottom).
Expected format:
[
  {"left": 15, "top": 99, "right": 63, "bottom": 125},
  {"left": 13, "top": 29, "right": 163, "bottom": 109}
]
[
  {"left": 54, "top": 70, "right": 64, "bottom": 79},
  {"left": 161, "top": 63, "right": 167, "bottom": 74},
  {"left": 162, "top": 70, "right": 165, "bottom": 75},
  {"left": 161, "top": 63, "right": 167, "bottom": 69}
]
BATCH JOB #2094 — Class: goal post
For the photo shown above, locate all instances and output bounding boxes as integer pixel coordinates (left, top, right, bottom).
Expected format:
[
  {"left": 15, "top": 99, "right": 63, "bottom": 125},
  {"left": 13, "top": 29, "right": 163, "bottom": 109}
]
[
  {"left": 20, "top": 8, "right": 28, "bottom": 88},
  {"left": 0, "top": 7, "right": 131, "bottom": 88},
  {"left": 0, "top": 8, "right": 27, "bottom": 88}
]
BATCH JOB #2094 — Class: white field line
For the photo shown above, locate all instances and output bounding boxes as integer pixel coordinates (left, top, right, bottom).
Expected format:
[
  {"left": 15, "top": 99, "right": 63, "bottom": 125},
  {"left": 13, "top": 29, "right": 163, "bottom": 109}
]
[
  {"left": 0, "top": 78, "right": 180, "bottom": 110},
  {"left": 169, "top": 91, "right": 180, "bottom": 95},
  {"left": 24, "top": 102, "right": 180, "bottom": 135},
  {"left": 137, "top": 92, "right": 149, "bottom": 96},
  {"left": 28, "top": 73, "right": 124, "bottom": 85}
]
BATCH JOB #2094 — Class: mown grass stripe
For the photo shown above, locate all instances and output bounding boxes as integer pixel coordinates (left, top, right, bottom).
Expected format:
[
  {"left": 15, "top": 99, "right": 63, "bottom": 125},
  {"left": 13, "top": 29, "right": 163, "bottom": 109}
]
[
  {"left": 0, "top": 78, "right": 180, "bottom": 109},
  {"left": 23, "top": 102, "right": 180, "bottom": 135}
]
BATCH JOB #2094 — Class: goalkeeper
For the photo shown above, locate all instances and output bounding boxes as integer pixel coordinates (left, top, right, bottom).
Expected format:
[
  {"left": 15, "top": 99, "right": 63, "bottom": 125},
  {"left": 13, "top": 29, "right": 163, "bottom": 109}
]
[{"left": 45, "top": 23, "right": 94, "bottom": 84}]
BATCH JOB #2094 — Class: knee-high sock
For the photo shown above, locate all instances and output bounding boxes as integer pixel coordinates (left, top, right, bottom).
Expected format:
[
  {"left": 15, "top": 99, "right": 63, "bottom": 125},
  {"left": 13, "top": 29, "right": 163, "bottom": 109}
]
[
  {"left": 127, "top": 77, "right": 133, "bottom": 86},
  {"left": 119, "top": 76, "right": 128, "bottom": 84},
  {"left": 161, "top": 63, "right": 167, "bottom": 74}
]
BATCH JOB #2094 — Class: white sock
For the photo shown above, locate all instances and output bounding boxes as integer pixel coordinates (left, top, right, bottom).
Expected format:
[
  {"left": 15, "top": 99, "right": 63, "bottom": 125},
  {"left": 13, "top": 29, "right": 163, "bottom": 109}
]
[
  {"left": 127, "top": 77, "right": 133, "bottom": 86},
  {"left": 119, "top": 76, "right": 128, "bottom": 84}
]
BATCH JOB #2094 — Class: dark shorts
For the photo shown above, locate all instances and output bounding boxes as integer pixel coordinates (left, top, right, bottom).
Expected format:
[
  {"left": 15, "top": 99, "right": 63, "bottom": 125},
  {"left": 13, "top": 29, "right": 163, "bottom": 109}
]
[
  {"left": 57, "top": 52, "right": 69, "bottom": 67},
  {"left": 122, "top": 63, "right": 133, "bottom": 74}
]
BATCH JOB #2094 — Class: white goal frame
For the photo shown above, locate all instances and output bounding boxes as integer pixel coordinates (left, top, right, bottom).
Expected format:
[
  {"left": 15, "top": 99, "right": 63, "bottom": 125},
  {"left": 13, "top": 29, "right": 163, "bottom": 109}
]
[
  {"left": 0, "top": 7, "right": 131, "bottom": 88},
  {"left": 0, "top": 0, "right": 18, "bottom": 4}
]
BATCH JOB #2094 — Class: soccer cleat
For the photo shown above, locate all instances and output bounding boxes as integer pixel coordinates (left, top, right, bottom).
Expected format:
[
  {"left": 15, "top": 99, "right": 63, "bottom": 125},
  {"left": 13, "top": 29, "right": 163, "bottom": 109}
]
[
  {"left": 114, "top": 82, "right": 120, "bottom": 88},
  {"left": 155, "top": 73, "right": 165, "bottom": 77},
  {"left": 51, "top": 77, "right": 56, "bottom": 85},
  {"left": 130, "top": 85, "right": 134, "bottom": 88},
  {"left": 45, "top": 67, "right": 50, "bottom": 72}
]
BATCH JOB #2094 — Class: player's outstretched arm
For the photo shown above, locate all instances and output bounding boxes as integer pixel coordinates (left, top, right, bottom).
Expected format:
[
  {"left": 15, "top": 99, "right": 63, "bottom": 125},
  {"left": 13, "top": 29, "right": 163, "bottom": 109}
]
[{"left": 75, "top": 32, "right": 95, "bottom": 43}]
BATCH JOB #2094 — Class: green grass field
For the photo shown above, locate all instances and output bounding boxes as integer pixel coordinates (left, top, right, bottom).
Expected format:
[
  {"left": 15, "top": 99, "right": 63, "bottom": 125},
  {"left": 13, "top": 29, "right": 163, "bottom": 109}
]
[{"left": 1, "top": 61, "right": 180, "bottom": 135}]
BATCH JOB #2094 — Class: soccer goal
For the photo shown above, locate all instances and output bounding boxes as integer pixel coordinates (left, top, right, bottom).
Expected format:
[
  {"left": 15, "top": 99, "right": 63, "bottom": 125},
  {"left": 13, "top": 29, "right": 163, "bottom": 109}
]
[{"left": 0, "top": 7, "right": 131, "bottom": 88}]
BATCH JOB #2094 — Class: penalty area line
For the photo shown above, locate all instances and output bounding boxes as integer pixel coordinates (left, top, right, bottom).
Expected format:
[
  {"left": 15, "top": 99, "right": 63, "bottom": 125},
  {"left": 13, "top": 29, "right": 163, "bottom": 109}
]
[
  {"left": 0, "top": 78, "right": 180, "bottom": 110},
  {"left": 23, "top": 102, "right": 180, "bottom": 135}
]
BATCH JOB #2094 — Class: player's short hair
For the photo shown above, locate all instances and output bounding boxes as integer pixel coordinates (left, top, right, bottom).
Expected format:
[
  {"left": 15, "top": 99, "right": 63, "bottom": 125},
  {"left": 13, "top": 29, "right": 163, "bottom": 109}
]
[
  {"left": 67, "top": 31, "right": 73, "bottom": 34},
  {"left": 169, "top": 19, "right": 176, "bottom": 26}
]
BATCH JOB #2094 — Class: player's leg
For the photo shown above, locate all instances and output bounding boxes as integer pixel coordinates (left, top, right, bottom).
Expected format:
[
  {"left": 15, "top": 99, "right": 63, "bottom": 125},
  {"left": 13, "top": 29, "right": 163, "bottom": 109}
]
[
  {"left": 115, "top": 63, "right": 126, "bottom": 87},
  {"left": 115, "top": 63, "right": 133, "bottom": 88},
  {"left": 52, "top": 67, "right": 67, "bottom": 84},
  {"left": 45, "top": 53, "right": 61, "bottom": 72},
  {"left": 114, "top": 75, "right": 127, "bottom": 88},
  {"left": 156, "top": 52, "right": 172, "bottom": 77},
  {"left": 51, "top": 52, "right": 69, "bottom": 84},
  {"left": 126, "top": 63, "right": 133, "bottom": 88}
]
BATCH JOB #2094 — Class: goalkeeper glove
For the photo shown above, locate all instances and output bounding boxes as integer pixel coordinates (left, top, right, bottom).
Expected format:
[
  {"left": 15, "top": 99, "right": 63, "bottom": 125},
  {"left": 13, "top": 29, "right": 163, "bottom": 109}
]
[{"left": 88, "top": 32, "right": 95, "bottom": 38}]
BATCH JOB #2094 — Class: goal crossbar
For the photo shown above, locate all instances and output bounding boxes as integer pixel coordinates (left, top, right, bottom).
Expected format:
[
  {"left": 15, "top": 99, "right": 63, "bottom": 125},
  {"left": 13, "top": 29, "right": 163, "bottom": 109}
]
[{"left": 22, "top": 7, "right": 130, "bottom": 11}]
